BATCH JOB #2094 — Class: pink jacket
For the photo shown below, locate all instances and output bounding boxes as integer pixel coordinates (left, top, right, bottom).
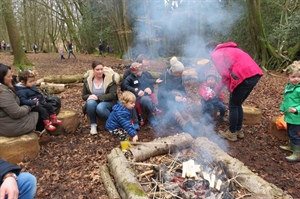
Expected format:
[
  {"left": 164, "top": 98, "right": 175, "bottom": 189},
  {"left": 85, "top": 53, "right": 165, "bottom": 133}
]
[
  {"left": 198, "top": 82, "right": 224, "bottom": 102},
  {"left": 211, "top": 42, "right": 263, "bottom": 92}
]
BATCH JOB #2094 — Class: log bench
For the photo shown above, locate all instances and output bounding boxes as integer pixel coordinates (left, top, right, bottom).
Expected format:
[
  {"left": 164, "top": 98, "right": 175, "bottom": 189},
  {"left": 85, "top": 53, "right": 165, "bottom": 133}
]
[
  {"left": 242, "top": 105, "right": 262, "bottom": 125},
  {"left": 0, "top": 133, "right": 40, "bottom": 164},
  {"left": 268, "top": 116, "right": 289, "bottom": 141},
  {"left": 50, "top": 109, "right": 80, "bottom": 135}
]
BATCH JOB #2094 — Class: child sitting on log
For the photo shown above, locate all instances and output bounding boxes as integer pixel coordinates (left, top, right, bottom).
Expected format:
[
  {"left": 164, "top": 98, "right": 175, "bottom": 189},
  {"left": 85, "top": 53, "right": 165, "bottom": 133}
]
[
  {"left": 279, "top": 61, "right": 300, "bottom": 162},
  {"left": 14, "top": 70, "right": 62, "bottom": 132},
  {"left": 106, "top": 91, "right": 138, "bottom": 143},
  {"left": 198, "top": 69, "right": 227, "bottom": 122}
]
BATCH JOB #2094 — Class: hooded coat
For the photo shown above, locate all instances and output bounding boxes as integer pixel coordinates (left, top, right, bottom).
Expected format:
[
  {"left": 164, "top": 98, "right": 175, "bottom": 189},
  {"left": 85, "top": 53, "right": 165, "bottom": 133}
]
[
  {"left": 0, "top": 83, "right": 38, "bottom": 137},
  {"left": 82, "top": 67, "right": 120, "bottom": 113},
  {"left": 105, "top": 101, "right": 137, "bottom": 137},
  {"left": 211, "top": 42, "right": 263, "bottom": 93}
]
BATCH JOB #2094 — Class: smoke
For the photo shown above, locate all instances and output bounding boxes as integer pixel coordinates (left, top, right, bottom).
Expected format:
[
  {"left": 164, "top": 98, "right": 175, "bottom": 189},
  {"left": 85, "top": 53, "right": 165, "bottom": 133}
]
[{"left": 127, "top": 0, "right": 243, "bottom": 58}]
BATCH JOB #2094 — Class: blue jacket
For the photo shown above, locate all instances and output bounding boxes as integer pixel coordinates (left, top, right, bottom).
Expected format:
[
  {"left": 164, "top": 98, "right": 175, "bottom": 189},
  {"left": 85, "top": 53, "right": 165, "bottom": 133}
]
[
  {"left": 0, "top": 158, "right": 21, "bottom": 186},
  {"left": 15, "top": 83, "right": 45, "bottom": 107},
  {"left": 105, "top": 101, "right": 137, "bottom": 137}
]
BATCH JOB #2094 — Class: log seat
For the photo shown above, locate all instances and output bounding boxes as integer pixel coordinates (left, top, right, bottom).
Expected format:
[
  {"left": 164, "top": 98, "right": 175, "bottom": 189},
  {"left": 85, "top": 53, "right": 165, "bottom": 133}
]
[
  {"left": 50, "top": 109, "right": 80, "bottom": 135},
  {"left": 242, "top": 105, "right": 262, "bottom": 125}
]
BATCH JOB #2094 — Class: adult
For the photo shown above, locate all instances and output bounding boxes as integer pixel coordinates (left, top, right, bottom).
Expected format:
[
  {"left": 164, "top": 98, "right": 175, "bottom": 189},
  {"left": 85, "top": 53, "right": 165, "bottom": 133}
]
[
  {"left": 157, "top": 57, "right": 199, "bottom": 134},
  {"left": 0, "top": 158, "right": 37, "bottom": 199},
  {"left": 67, "top": 41, "right": 76, "bottom": 59},
  {"left": 98, "top": 42, "right": 104, "bottom": 56},
  {"left": 206, "top": 41, "right": 263, "bottom": 142},
  {"left": 82, "top": 61, "right": 120, "bottom": 135},
  {"left": 33, "top": 44, "right": 37, "bottom": 53},
  {"left": 0, "top": 64, "right": 42, "bottom": 137}
]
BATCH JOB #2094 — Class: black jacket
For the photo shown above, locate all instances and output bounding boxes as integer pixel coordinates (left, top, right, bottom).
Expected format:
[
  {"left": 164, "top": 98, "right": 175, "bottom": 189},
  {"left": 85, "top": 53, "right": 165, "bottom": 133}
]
[{"left": 0, "top": 158, "right": 21, "bottom": 186}]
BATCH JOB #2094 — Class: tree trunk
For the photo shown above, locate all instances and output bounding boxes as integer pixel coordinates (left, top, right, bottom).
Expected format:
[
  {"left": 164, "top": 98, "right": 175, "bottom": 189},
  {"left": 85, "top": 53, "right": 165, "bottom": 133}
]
[{"left": 2, "top": 0, "right": 32, "bottom": 66}]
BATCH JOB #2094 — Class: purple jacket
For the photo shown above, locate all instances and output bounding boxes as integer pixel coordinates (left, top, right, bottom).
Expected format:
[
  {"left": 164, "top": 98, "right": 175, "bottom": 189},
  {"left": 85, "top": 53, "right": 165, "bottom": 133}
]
[{"left": 211, "top": 42, "right": 263, "bottom": 92}]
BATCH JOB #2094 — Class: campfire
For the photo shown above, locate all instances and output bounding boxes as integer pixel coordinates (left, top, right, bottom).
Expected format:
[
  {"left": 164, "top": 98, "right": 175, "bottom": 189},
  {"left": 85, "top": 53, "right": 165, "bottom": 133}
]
[{"left": 133, "top": 154, "right": 239, "bottom": 199}]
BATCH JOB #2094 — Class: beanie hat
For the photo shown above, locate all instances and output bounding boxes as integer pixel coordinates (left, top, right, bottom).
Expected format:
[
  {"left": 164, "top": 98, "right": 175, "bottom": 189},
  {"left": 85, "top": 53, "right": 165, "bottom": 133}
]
[
  {"left": 130, "top": 62, "right": 142, "bottom": 74},
  {"left": 170, "top": 57, "right": 184, "bottom": 73},
  {"left": 205, "top": 69, "right": 218, "bottom": 80}
]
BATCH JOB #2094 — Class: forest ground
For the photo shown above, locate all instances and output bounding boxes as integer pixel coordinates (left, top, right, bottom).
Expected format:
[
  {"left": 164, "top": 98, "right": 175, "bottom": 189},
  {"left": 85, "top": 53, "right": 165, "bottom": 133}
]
[{"left": 0, "top": 52, "right": 299, "bottom": 199}]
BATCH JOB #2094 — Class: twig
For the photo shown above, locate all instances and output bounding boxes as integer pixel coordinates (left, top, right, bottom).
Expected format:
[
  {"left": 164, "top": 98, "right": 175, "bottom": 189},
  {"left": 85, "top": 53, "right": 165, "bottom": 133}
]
[
  {"left": 236, "top": 194, "right": 252, "bottom": 199},
  {"left": 128, "top": 162, "right": 158, "bottom": 167}
]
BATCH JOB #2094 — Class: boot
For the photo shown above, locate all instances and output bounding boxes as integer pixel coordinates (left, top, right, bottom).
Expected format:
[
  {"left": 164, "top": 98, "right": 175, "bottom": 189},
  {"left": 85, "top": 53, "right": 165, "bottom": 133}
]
[
  {"left": 218, "top": 130, "right": 238, "bottom": 142},
  {"left": 237, "top": 130, "right": 244, "bottom": 139},
  {"left": 50, "top": 114, "right": 62, "bottom": 125},
  {"left": 285, "top": 145, "right": 300, "bottom": 162},
  {"left": 43, "top": 120, "right": 56, "bottom": 131},
  {"left": 279, "top": 141, "right": 293, "bottom": 152}
]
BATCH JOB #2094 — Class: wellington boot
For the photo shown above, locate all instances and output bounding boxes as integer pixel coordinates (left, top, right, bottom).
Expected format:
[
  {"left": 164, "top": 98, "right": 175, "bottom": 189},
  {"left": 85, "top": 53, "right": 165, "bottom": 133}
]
[
  {"left": 50, "top": 114, "right": 62, "bottom": 125},
  {"left": 43, "top": 120, "right": 56, "bottom": 131},
  {"left": 279, "top": 141, "right": 294, "bottom": 152},
  {"left": 285, "top": 145, "right": 300, "bottom": 162}
]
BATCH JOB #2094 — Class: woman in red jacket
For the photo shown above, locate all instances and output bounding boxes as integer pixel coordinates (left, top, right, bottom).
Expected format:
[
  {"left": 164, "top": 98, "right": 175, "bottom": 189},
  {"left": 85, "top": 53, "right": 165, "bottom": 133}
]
[{"left": 206, "top": 41, "right": 264, "bottom": 142}]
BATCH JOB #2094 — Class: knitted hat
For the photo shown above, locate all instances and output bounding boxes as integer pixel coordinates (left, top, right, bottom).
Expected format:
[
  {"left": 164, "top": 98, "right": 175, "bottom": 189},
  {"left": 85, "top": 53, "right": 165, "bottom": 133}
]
[
  {"left": 170, "top": 57, "right": 184, "bottom": 73},
  {"left": 205, "top": 69, "right": 218, "bottom": 80},
  {"left": 130, "top": 62, "right": 142, "bottom": 74},
  {"left": 283, "top": 61, "right": 300, "bottom": 75}
]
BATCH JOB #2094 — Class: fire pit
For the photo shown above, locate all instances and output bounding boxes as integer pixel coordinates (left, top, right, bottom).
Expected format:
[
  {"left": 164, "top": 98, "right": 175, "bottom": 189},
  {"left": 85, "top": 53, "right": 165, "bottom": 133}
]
[{"left": 104, "top": 134, "right": 293, "bottom": 199}]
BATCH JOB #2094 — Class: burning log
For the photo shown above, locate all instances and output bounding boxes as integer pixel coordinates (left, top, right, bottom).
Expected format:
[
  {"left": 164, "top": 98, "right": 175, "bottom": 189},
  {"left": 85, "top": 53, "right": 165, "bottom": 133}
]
[
  {"left": 107, "top": 148, "right": 148, "bottom": 199},
  {"left": 126, "top": 133, "right": 194, "bottom": 162},
  {"left": 194, "top": 137, "right": 293, "bottom": 199}
]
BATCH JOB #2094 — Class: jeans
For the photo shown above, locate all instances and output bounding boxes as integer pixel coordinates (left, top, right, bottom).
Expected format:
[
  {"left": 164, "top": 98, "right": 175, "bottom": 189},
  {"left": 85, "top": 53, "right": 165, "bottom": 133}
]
[
  {"left": 18, "top": 172, "right": 37, "bottom": 199},
  {"left": 85, "top": 100, "right": 112, "bottom": 124},
  {"left": 287, "top": 123, "right": 300, "bottom": 145},
  {"left": 201, "top": 98, "right": 226, "bottom": 117},
  {"left": 229, "top": 75, "right": 261, "bottom": 133}
]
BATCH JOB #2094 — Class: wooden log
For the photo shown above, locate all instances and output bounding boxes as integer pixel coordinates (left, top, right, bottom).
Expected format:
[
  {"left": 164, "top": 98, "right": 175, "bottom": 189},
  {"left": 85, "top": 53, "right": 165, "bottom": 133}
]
[
  {"left": 50, "top": 109, "right": 80, "bottom": 135},
  {"left": 0, "top": 133, "right": 40, "bottom": 164},
  {"left": 193, "top": 137, "right": 293, "bottom": 199},
  {"left": 242, "top": 106, "right": 262, "bottom": 125},
  {"left": 44, "top": 74, "right": 84, "bottom": 83},
  {"left": 127, "top": 133, "right": 194, "bottom": 162},
  {"left": 268, "top": 116, "right": 288, "bottom": 141},
  {"left": 107, "top": 148, "right": 148, "bottom": 199},
  {"left": 100, "top": 165, "right": 121, "bottom": 199},
  {"left": 39, "top": 82, "right": 65, "bottom": 94}
]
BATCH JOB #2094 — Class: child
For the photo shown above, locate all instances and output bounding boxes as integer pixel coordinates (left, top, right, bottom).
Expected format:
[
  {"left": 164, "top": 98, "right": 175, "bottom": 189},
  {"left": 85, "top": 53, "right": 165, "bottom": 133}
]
[
  {"left": 59, "top": 48, "right": 65, "bottom": 59},
  {"left": 198, "top": 70, "right": 226, "bottom": 122},
  {"left": 279, "top": 61, "right": 300, "bottom": 162},
  {"left": 15, "top": 70, "right": 62, "bottom": 132},
  {"left": 123, "top": 62, "right": 161, "bottom": 126},
  {"left": 106, "top": 91, "right": 138, "bottom": 142}
]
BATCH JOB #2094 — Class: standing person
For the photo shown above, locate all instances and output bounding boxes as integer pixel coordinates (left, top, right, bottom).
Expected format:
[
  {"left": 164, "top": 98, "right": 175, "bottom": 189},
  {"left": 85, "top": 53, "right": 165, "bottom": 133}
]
[
  {"left": 15, "top": 70, "right": 62, "bottom": 132},
  {"left": 123, "top": 62, "right": 160, "bottom": 127},
  {"left": 157, "top": 56, "right": 199, "bottom": 134},
  {"left": 106, "top": 91, "right": 138, "bottom": 143},
  {"left": 98, "top": 42, "right": 104, "bottom": 56},
  {"left": 206, "top": 41, "right": 263, "bottom": 141},
  {"left": 67, "top": 41, "right": 76, "bottom": 59},
  {"left": 59, "top": 48, "right": 65, "bottom": 59},
  {"left": 279, "top": 61, "right": 300, "bottom": 162},
  {"left": 0, "top": 64, "right": 42, "bottom": 137},
  {"left": 198, "top": 69, "right": 226, "bottom": 122},
  {"left": 106, "top": 44, "right": 110, "bottom": 53},
  {"left": 0, "top": 158, "right": 37, "bottom": 199},
  {"left": 82, "top": 61, "right": 120, "bottom": 135},
  {"left": 33, "top": 44, "right": 37, "bottom": 53}
]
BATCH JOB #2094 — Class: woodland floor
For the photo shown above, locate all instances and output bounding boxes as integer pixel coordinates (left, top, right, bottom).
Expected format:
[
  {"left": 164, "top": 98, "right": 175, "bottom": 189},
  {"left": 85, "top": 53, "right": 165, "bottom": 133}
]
[{"left": 0, "top": 52, "right": 299, "bottom": 199}]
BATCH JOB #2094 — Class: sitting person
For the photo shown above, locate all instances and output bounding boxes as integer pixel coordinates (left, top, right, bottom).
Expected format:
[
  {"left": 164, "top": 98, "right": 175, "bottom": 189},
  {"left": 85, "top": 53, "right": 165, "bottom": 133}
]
[
  {"left": 198, "top": 70, "right": 226, "bottom": 122},
  {"left": 0, "top": 64, "right": 42, "bottom": 137},
  {"left": 0, "top": 158, "right": 37, "bottom": 199},
  {"left": 123, "top": 62, "right": 160, "bottom": 127},
  {"left": 157, "top": 57, "right": 199, "bottom": 134},
  {"left": 82, "top": 61, "right": 120, "bottom": 135},
  {"left": 106, "top": 91, "right": 138, "bottom": 143},
  {"left": 15, "top": 70, "right": 62, "bottom": 132}
]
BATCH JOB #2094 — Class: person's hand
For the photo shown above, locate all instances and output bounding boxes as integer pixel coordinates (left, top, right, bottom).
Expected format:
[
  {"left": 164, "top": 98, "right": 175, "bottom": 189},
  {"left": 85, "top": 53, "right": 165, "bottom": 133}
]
[
  {"left": 132, "top": 135, "right": 138, "bottom": 142},
  {"left": 134, "top": 88, "right": 138, "bottom": 92},
  {"left": 138, "top": 90, "right": 144, "bottom": 97},
  {"left": 175, "top": 96, "right": 187, "bottom": 102},
  {"left": 87, "top": 94, "right": 98, "bottom": 101},
  {"left": 156, "top": 78, "right": 163, "bottom": 84},
  {"left": 144, "top": 88, "right": 152, "bottom": 95},
  {"left": 289, "top": 107, "right": 297, "bottom": 113},
  {"left": 0, "top": 177, "right": 19, "bottom": 199}
]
